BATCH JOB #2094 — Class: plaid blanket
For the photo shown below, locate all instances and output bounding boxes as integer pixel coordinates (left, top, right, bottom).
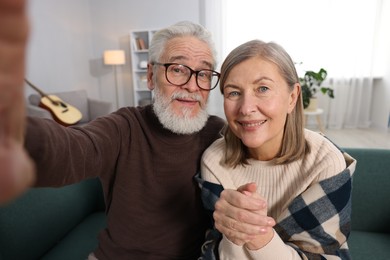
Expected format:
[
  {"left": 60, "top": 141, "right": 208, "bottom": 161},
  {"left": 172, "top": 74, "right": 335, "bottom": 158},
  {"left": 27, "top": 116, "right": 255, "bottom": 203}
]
[{"left": 195, "top": 152, "right": 355, "bottom": 260}]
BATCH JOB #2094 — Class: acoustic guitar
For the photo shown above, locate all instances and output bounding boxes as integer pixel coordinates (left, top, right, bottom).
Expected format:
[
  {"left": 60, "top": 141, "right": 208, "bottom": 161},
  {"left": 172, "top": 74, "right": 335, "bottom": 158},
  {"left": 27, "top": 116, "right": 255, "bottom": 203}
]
[{"left": 25, "top": 79, "right": 83, "bottom": 126}]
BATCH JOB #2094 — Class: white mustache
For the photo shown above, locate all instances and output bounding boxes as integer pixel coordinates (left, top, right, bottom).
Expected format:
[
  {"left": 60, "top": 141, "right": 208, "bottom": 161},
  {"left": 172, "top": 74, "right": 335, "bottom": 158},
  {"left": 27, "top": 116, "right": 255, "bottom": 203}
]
[{"left": 171, "top": 92, "right": 203, "bottom": 102}]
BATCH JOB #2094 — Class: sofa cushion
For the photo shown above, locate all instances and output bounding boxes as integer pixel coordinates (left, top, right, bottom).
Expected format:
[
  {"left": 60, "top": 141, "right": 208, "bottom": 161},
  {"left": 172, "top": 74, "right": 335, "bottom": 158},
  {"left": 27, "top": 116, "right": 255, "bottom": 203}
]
[
  {"left": 55, "top": 90, "right": 90, "bottom": 123},
  {"left": 41, "top": 212, "right": 106, "bottom": 260},
  {"left": 349, "top": 230, "right": 390, "bottom": 260},
  {"left": 28, "top": 90, "right": 90, "bottom": 123},
  {"left": 0, "top": 178, "right": 104, "bottom": 260},
  {"left": 344, "top": 148, "right": 390, "bottom": 233},
  {"left": 28, "top": 94, "right": 41, "bottom": 106}
]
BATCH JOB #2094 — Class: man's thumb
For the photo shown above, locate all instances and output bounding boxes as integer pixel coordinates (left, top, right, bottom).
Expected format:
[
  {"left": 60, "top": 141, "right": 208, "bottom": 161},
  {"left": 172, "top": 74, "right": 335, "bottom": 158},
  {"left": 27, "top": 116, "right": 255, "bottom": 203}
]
[{"left": 237, "top": 182, "right": 257, "bottom": 194}]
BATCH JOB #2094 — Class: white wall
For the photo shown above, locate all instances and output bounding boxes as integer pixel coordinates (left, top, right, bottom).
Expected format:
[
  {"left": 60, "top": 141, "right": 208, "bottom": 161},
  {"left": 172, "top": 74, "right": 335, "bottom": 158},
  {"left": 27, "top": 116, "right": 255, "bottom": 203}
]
[
  {"left": 26, "top": 0, "right": 94, "bottom": 98},
  {"left": 88, "top": 0, "right": 201, "bottom": 109},
  {"left": 26, "top": 0, "right": 200, "bottom": 109},
  {"left": 25, "top": 1, "right": 390, "bottom": 129}
]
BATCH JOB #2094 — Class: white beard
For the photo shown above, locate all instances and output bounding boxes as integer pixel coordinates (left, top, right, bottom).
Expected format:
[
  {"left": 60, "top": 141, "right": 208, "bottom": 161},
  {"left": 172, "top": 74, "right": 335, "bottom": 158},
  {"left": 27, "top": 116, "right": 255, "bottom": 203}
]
[{"left": 152, "top": 87, "right": 209, "bottom": 135}]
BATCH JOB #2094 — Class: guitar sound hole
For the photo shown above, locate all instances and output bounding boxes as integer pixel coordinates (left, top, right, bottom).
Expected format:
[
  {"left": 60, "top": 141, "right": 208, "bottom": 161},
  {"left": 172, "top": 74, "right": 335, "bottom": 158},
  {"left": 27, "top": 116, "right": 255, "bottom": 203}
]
[{"left": 60, "top": 102, "right": 68, "bottom": 108}]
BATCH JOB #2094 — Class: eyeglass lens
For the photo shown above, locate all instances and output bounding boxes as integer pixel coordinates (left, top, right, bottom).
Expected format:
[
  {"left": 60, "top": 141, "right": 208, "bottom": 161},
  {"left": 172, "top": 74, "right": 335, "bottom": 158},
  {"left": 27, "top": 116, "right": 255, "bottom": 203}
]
[{"left": 165, "top": 64, "right": 219, "bottom": 90}]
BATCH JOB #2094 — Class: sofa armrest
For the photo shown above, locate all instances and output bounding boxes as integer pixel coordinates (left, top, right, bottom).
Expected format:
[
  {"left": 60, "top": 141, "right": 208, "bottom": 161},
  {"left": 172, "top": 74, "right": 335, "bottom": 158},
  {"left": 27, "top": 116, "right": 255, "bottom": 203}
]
[
  {"left": 88, "top": 98, "right": 112, "bottom": 121},
  {"left": 344, "top": 148, "right": 390, "bottom": 233},
  {"left": 26, "top": 104, "right": 53, "bottom": 119},
  {"left": 0, "top": 178, "right": 105, "bottom": 260}
]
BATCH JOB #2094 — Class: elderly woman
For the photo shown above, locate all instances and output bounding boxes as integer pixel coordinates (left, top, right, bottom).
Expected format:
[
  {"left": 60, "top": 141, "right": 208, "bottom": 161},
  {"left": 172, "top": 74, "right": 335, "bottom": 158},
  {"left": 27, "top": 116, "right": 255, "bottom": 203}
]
[{"left": 198, "top": 40, "right": 356, "bottom": 259}]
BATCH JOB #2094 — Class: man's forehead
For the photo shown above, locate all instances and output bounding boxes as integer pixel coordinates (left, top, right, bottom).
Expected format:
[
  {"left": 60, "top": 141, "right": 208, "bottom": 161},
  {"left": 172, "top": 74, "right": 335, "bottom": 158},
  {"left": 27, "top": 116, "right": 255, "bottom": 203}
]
[
  {"left": 162, "top": 37, "right": 214, "bottom": 68},
  {"left": 167, "top": 55, "right": 213, "bottom": 68}
]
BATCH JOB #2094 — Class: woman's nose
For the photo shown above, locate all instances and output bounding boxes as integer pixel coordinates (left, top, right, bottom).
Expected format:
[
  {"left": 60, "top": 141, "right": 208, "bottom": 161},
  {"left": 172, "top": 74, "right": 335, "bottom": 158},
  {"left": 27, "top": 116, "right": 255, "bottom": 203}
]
[{"left": 239, "top": 93, "right": 258, "bottom": 115}]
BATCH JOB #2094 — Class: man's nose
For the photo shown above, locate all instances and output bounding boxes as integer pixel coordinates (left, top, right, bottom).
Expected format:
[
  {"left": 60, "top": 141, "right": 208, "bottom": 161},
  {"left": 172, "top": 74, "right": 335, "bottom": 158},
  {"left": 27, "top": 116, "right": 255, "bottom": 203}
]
[{"left": 182, "top": 73, "right": 199, "bottom": 92}]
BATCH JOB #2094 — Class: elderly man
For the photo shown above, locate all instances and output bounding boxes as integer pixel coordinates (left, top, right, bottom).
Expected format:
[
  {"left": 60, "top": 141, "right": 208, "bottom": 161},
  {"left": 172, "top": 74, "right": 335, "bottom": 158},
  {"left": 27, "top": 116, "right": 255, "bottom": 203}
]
[{"left": 0, "top": 0, "right": 228, "bottom": 259}]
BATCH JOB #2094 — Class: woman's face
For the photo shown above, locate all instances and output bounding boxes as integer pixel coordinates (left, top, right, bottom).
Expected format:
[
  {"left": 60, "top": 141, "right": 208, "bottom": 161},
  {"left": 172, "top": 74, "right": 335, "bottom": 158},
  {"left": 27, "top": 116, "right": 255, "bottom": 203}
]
[{"left": 223, "top": 57, "right": 299, "bottom": 161}]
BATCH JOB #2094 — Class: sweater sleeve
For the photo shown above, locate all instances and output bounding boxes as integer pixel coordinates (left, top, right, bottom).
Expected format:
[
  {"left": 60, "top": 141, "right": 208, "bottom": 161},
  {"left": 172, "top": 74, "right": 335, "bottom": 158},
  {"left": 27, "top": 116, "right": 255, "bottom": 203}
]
[
  {"left": 272, "top": 166, "right": 354, "bottom": 259},
  {"left": 201, "top": 139, "right": 303, "bottom": 259},
  {"left": 218, "top": 165, "right": 354, "bottom": 260},
  {"left": 219, "top": 230, "right": 302, "bottom": 260},
  {"left": 25, "top": 115, "right": 121, "bottom": 186},
  {"left": 199, "top": 133, "right": 356, "bottom": 259}
]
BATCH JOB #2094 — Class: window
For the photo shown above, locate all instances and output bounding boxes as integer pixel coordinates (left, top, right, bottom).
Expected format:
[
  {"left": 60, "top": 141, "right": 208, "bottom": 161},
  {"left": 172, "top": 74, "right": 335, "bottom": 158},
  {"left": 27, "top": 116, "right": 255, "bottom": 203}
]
[
  {"left": 221, "top": 0, "right": 381, "bottom": 78},
  {"left": 203, "top": 0, "right": 388, "bottom": 129}
]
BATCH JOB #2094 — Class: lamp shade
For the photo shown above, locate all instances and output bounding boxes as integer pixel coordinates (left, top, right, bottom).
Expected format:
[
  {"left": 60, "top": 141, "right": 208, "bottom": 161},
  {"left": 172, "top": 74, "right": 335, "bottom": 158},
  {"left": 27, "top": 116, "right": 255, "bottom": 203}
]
[{"left": 103, "top": 50, "right": 125, "bottom": 65}]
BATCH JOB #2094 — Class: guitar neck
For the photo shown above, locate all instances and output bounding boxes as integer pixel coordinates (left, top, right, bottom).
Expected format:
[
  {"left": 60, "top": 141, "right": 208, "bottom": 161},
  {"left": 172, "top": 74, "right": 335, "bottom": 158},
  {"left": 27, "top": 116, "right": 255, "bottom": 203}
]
[
  {"left": 25, "top": 79, "right": 49, "bottom": 98},
  {"left": 25, "top": 79, "right": 60, "bottom": 105}
]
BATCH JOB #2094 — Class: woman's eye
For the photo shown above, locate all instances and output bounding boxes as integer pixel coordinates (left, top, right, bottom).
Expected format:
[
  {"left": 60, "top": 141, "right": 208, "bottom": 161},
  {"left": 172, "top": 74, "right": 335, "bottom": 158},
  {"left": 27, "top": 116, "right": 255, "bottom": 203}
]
[
  {"left": 225, "top": 91, "right": 240, "bottom": 98},
  {"left": 258, "top": 86, "right": 269, "bottom": 93}
]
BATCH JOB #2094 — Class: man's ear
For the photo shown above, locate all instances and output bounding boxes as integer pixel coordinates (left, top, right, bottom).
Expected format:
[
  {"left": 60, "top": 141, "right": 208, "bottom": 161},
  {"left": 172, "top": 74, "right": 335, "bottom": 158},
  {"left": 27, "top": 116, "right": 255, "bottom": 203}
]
[{"left": 147, "top": 63, "right": 154, "bottom": 90}]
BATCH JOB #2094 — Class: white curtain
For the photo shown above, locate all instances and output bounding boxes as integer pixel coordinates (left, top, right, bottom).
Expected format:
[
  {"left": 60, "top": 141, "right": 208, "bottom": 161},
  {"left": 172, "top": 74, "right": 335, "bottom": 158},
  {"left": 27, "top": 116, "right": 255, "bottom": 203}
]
[
  {"left": 203, "top": 0, "right": 383, "bottom": 129},
  {"left": 200, "top": 0, "right": 226, "bottom": 119},
  {"left": 321, "top": 77, "right": 374, "bottom": 129}
]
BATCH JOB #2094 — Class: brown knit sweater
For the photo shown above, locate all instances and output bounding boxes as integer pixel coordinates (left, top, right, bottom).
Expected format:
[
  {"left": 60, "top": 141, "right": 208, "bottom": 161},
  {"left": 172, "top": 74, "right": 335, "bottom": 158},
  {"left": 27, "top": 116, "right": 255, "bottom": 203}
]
[{"left": 25, "top": 105, "right": 225, "bottom": 260}]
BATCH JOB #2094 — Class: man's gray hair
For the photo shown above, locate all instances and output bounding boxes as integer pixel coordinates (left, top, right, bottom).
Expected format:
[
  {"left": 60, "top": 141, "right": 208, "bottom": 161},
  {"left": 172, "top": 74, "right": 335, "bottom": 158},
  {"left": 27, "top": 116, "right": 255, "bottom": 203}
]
[{"left": 148, "top": 21, "right": 217, "bottom": 68}]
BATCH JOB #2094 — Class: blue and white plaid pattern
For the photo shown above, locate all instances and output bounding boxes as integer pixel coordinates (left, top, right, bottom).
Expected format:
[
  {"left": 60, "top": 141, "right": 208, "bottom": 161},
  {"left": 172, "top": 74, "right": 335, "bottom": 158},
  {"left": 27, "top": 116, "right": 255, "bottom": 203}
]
[
  {"left": 195, "top": 160, "right": 354, "bottom": 260},
  {"left": 275, "top": 168, "right": 352, "bottom": 259},
  {"left": 195, "top": 175, "right": 223, "bottom": 260}
]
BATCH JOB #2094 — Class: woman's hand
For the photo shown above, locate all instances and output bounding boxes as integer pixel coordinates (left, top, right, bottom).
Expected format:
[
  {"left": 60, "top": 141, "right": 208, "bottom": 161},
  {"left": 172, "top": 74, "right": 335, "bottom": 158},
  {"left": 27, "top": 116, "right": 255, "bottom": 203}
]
[{"left": 214, "top": 183, "right": 276, "bottom": 247}]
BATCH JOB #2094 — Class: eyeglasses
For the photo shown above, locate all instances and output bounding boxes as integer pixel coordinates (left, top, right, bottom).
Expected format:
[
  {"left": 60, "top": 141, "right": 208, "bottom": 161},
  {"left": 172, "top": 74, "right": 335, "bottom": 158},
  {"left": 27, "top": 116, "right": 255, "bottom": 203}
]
[{"left": 152, "top": 62, "right": 220, "bottom": 90}]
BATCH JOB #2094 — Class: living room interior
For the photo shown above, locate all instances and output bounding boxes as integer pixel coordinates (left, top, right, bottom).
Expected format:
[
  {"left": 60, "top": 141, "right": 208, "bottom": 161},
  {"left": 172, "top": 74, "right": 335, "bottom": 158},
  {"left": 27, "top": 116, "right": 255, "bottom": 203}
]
[
  {"left": 1, "top": 1, "right": 388, "bottom": 259},
  {"left": 24, "top": 0, "right": 390, "bottom": 149}
]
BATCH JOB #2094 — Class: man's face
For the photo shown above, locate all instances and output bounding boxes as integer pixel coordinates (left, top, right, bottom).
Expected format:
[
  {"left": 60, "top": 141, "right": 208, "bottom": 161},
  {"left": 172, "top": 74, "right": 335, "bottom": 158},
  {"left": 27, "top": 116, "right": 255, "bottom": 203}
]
[{"left": 147, "top": 36, "right": 215, "bottom": 134}]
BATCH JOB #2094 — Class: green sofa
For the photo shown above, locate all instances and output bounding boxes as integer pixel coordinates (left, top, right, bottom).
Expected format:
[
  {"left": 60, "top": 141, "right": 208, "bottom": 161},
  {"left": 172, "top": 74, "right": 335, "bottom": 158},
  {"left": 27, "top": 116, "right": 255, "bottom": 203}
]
[
  {"left": 0, "top": 178, "right": 106, "bottom": 260},
  {"left": 0, "top": 148, "right": 389, "bottom": 260},
  {"left": 347, "top": 148, "right": 390, "bottom": 260}
]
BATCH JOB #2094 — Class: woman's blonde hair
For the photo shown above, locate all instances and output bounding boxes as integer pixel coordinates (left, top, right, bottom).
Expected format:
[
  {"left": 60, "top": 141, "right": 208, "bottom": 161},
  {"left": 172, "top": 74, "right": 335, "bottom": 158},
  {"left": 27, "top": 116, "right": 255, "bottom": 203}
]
[{"left": 220, "top": 40, "right": 310, "bottom": 167}]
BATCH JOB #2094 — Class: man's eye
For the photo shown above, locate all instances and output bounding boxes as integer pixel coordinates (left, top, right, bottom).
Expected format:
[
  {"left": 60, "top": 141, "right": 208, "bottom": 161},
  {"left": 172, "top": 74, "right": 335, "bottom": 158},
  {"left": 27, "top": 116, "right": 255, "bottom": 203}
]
[
  {"left": 170, "top": 65, "right": 186, "bottom": 74},
  {"left": 198, "top": 71, "right": 209, "bottom": 78},
  {"left": 198, "top": 71, "right": 214, "bottom": 82}
]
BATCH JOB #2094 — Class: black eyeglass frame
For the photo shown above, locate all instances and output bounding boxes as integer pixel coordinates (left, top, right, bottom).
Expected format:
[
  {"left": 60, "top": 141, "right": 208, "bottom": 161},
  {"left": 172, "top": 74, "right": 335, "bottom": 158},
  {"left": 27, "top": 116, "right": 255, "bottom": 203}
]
[{"left": 152, "top": 62, "right": 220, "bottom": 91}]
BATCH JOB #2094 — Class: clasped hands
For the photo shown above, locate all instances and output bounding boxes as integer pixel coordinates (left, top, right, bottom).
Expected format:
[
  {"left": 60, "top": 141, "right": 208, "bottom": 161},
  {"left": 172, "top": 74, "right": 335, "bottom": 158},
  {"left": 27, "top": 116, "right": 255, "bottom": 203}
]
[{"left": 213, "top": 183, "right": 276, "bottom": 250}]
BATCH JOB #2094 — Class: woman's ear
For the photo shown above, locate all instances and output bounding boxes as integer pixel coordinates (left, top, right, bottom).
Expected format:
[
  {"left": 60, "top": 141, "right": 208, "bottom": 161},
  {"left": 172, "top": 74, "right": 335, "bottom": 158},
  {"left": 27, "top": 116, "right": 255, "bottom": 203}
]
[
  {"left": 147, "top": 63, "right": 154, "bottom": 90},
  {"left": 288, "top": 83, "right": 300, "bottom": 113}
]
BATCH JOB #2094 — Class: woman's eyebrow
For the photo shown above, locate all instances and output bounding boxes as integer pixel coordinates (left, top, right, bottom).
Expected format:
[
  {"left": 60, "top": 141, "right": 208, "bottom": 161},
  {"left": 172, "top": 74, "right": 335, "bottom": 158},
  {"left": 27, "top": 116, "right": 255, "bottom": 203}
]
[{"left": 253, "top": 76, "right": 275, "bottom": 84}]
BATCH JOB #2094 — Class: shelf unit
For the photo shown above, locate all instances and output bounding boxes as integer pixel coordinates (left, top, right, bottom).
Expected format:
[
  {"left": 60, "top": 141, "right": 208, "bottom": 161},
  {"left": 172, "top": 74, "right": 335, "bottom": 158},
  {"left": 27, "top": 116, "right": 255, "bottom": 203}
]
[{"left": 129, "top": 29, "right": 157, "bottom": 106}]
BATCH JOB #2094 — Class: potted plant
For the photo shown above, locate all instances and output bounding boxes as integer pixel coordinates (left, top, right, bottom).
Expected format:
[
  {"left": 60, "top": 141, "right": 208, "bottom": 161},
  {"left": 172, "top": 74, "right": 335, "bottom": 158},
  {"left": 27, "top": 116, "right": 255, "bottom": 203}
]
[{"left": 299, "top": 68, "right": 334, "bottom": 110}]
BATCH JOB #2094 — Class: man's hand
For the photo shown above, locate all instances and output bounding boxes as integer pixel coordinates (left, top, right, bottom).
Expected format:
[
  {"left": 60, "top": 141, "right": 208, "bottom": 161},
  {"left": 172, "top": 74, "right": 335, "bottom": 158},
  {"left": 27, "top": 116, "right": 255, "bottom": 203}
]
[
  {"left": 0, "top": 141, "right": 35, "bottom": 204},
  {"left": 0, "top": 0, "right": 35, "bottom": 204},
  {"left": 213, "top": 183, "right": 275, "bottom": 247}
]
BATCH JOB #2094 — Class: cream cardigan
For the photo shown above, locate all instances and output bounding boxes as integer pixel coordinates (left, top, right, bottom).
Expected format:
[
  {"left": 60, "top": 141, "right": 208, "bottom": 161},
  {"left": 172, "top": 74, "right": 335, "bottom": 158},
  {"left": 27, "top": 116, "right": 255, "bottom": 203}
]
[{"left": 200, "top": 129, "right": 356, "bottom": 259}]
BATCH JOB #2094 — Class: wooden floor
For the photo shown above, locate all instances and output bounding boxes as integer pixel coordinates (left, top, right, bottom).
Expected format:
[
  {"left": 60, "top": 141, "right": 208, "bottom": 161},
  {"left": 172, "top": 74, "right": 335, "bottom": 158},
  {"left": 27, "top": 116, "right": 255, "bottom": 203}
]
[{"left": 309, "top": 127, "right": 390, "bottom": 149}]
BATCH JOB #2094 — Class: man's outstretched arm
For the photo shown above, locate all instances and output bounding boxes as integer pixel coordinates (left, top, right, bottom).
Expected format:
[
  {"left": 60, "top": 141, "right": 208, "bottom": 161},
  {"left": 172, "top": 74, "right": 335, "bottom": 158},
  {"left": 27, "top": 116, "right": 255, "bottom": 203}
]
[{"left": 0, "top": 0, "right": 35, "bottom": 204}]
